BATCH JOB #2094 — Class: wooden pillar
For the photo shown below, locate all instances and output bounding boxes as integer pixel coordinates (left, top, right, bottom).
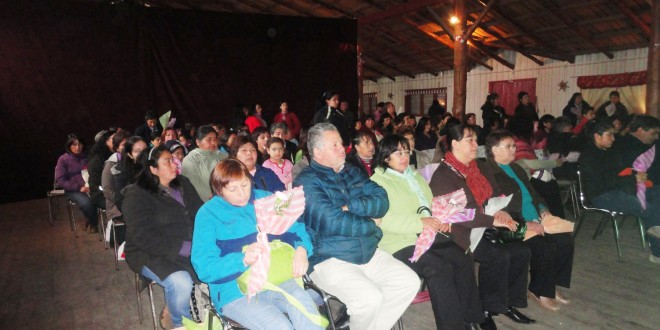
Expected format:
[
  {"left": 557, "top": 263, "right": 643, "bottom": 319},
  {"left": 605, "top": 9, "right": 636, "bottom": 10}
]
[
  {"left": 648, "top": 0, "right": 660, "bottom": 117},
  {"left": 357, "top": 44, "right": 364, "bottom": 119},
  {"left": 452, "top": 0, "right": 467, "bottom": 121}
]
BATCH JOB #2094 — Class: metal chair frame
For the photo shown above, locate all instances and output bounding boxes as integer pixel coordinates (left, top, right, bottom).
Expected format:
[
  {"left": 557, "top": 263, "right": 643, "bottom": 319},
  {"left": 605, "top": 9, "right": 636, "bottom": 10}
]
[
  {"left": 111, "top": 220, "right": 125, "bottom": 270},
  {"left": 134, "top": 272, "right": 158, "bottom": 330},
  {"left": 575, "top": 169, "right": 648, "bottom": 261}
]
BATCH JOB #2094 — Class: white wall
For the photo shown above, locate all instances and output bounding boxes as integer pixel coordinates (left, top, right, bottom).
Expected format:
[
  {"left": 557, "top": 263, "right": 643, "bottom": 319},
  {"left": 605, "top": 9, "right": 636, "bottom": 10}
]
[{"left": 363, "top": 48, "right": 649, "bottom": 125}]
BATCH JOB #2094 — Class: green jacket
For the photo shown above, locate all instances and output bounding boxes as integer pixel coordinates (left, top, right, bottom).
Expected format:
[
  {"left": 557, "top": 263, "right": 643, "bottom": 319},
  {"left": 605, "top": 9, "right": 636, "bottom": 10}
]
[
  {"left": 182, "top": 148, "right": 227, "bottom": 202},
  {"left": 370, "top": 167, "right": 431, "bottom": 254}
]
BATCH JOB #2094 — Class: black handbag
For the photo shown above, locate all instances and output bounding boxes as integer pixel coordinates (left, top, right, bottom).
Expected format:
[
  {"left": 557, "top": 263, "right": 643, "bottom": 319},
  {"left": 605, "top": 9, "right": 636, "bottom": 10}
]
[{"left": 483, "top": 212, "right": 527, "bottom": 244}]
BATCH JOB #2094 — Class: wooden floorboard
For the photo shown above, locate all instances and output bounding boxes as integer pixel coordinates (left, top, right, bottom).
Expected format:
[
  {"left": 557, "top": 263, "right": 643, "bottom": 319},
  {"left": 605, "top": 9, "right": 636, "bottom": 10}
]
[{"left": 0, "top": 198, "right": 658, "bottom": 329}]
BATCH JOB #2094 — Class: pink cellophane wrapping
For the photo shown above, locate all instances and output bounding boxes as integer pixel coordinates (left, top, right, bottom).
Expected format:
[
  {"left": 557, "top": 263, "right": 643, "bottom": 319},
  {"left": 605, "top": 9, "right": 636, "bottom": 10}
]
[
  {"left": 409, "top": 189, "right": 475, "bottom": 262},
  {"left": 246, "top": 186, "right": 306, "bottom": 299},
  {"left": 633, "top": 145, "right": 655, "bottom": 209}
]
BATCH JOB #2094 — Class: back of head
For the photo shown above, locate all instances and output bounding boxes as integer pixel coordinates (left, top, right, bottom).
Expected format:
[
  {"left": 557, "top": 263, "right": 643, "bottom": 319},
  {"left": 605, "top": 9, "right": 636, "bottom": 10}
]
[
  {"left": 585, "top": 119, "right": 614, "bottom": 143},
  {"left": 628, "top": 115, "right": 659, "bottom": 133},
  {"left": 144, "top": 111, "right": 158, "bottom": 121},
  {"left": 551, "top": 116, "right": 573, "bottom": 134},
  {"left": 507, "top": 116, "right": 534, "bottom": 141}
]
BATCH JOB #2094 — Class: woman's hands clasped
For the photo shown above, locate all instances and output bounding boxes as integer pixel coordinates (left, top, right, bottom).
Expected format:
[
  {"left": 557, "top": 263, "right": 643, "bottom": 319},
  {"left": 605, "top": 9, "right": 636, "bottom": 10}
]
[{"left": 421, "top": 217, "right": 452, "bottom": 233}]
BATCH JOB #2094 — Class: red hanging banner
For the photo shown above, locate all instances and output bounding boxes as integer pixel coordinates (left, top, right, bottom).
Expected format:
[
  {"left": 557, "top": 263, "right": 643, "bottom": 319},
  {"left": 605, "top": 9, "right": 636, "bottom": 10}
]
[{"left": 577, "top": 71, "right": 647, "bottom": 89}]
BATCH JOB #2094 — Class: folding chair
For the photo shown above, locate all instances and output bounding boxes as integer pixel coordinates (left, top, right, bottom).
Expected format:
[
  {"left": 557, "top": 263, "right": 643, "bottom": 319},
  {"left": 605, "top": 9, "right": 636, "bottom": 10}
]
[
  {"left": 46, "top": 183, "right": 67, "bottom": 226},
  {"left": 134, "top": 272, "right": 158, "bottom": 330},
  {"left": 110, "top": 219, "right": 125, "bottom": 270},
  {"left": 575, "top": 169, "right": 648, "bottom": 261}
]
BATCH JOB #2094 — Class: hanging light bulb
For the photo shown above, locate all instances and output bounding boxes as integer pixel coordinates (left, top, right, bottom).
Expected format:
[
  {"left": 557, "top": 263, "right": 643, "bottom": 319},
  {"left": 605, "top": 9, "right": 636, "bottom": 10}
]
[{"left": 449, "top": 16, "right": 459, "bottom": 25}]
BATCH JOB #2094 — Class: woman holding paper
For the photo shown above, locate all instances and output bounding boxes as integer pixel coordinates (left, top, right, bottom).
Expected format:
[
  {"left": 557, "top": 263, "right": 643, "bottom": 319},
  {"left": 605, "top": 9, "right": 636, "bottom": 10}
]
[
  {"left": 371, "top": 135, "right": 483, "bottom": 330},
  {"left": 428, "top": 124, "right": 534, "bottom": 330},
  {"left": 191, "top": 158, "right": 322, "bottom": 330},
  {"left": 479, "top": 130, "right": 574, "bottom": 312}
]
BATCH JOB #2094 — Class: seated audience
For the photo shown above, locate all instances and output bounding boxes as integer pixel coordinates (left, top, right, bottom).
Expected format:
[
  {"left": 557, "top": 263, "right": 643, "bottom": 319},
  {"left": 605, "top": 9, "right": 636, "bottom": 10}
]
[
  {"left": 313, "top": 90, "right": 351, "bottom": 147},
  {"left": 615, "top": 115, "right": 660, "bottom": 263},
  {"left": 250, "top": 126, "right": 270, "bottom": 164},
  {"left": 547, "top": 116, "right": 581, "bottom": 180},
  {"left": 273, "top": 101, "right": 302, "bottom": 139},
  {"left": 479, "top": 130, "right": 574, "bottom": 311},
  {"left": 428, "top": 124, "right": 534, "bottom": 330},
  {"left": 262, "top": 137, "right": 293, "bottom": 189},
  {"left": 399, "top": 128, "right": 431, "bottom": 170},
  {"left": 150, "top": 131, "right": 162, "bottom": 148},
  {"left": 55, "top": 133, "right": 97, "bottom": 233},
  {"left": 165, "top": 140, "right": 188, "bottom": 175},
  {"left": 292, "top": 128, "right": 311, "bottom": 180},
  {"left": 218, "top": 130, "right": 237, "bottom": 154},
  {"left": 415, "top": 116, "right": 438, "bottom": 151},
  {"left": 596, "top": 90, "right": 629, "bottom": 120},
  {"left": 244, "top": 105, "right": 265, "bottom": 134},
  {"left": 572, "top": 106, "right": 596, "bottom": 135},
  {"left": 135, "top": 110, "right": 163, "bottom": 143},
  {"left": 481, "top": 93, "right": 507, "bottom": 140},
  {"left": 182, "top": 125, "right": 227, "bottom": 201},
  {"left": 270, "top": 123, "right": 297, "bottom": 163},
  {"left": 230, "top": 136, "right": 284, "bottom": 193},
  {"left": 533, "top": 114, "right": 555, "bottom": 150},
  {"left": 294, "top": 123, "right": 419, "bottom": 330},
  {"left": 122, "top": 145, "right": 204, "bottom": 329},
  {"left": 113, "top": 136, "right": 147, "bottom": 211},
  {"left": 514, "top": 91, "right": 539, "bottom": 122},
  {"left": 562, "top": 92, "right": 591, "bottom": 127},
  {"left": 371, "top": 135, "right": 483, "bottom": 329},
  {"left": 87, "top": 129, "right": 117, "bottom": 214},
  {"left": 345, "top": 130, "right": 377, "bottom": 177},
  {"left": 161, "top": 127, "right": 178, "bottom": 143},
  {"left": 191, "top": 159, "right": 322, "bottom": 330},
  {"left": 101, "top": 130, "right": 131, "bottom": 221}
]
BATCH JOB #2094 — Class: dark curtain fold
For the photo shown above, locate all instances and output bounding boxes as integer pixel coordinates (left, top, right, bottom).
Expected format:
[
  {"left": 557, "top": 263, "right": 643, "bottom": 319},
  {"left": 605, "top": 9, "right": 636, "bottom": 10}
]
[{"left": 0, "top": 0, "right": 357, "bottom": 203}]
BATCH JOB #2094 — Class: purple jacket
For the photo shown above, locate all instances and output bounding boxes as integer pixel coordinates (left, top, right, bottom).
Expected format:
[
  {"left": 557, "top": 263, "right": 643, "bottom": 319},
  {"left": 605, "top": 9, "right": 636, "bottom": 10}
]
[{"left": 55, "top": 152, "right": 88, "bottom": 192}]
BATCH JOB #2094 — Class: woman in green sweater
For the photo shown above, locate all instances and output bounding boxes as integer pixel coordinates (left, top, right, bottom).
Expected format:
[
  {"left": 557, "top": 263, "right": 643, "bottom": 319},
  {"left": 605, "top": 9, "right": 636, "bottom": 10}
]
[{"left": 371, "top": 135, "right": 483, "bottom": 330}]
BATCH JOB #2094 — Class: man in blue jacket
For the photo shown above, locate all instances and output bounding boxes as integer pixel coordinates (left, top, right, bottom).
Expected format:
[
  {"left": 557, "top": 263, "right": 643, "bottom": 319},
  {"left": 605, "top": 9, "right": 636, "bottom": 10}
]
[{"left": 294, "top": 123, "right": 419, "bottom": 330}]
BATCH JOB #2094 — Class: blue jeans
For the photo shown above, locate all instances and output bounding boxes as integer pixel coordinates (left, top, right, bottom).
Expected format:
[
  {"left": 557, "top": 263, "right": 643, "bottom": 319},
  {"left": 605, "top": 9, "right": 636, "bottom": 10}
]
[
  {"left": 221, "top": 279, "right": 324, "bottom": 330},
  {"left": 141, "top": 266, "right": 193, "bottom": 327},
  {"left": 65, "top": 191, "right": 97, "bottom": 225}
]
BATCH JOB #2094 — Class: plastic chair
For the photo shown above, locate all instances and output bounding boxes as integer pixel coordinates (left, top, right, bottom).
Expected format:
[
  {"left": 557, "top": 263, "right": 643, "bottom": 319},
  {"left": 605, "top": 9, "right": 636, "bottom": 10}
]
[
  {"left": 97, "top": 208, "right": 107, "bottom": 244},
  {"left": 557, "top": 178, "right": 580, "bottom": 218},
  {"left": 575, "top": 169, "right": 648, "bottom": 261},
  {"left": 134, "top": 272, "right": 158, "bottom": 330},
  {"left": 110, "top": 219, "right": 125, "bottom": 270}
]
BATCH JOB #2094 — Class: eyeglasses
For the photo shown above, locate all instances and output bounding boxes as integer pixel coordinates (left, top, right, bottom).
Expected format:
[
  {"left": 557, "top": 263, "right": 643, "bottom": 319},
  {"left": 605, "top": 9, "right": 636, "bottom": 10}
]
[
  {"left": 391, "top": 149, "right": 412, "bottom": 157},
  {"left": 495, "top": 144, "right": 517, "bottom": 150}
]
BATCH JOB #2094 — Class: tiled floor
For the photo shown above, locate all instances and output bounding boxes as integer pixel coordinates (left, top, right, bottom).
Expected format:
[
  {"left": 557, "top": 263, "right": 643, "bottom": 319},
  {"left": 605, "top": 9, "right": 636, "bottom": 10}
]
[{"left": 1, "top": 197, "right": 659, "bottom": 329}]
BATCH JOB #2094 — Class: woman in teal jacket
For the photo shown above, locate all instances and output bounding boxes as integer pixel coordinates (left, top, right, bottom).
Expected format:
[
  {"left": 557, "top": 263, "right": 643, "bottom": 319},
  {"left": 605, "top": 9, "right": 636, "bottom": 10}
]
[
  {"left": 371, "top": 135, "right": 483, "bottom": 330},
  {"left": 191, "top": 158, "right": 322, "bottom": 330}
]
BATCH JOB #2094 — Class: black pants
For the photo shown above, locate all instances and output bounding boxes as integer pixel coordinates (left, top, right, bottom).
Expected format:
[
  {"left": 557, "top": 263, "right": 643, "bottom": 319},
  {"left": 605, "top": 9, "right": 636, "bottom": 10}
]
[
  {"left": 393, "top": 239, "right": 483, "bottom": 329},
  {"left": 530, "top": 178, "right": 565, "bottom": 219},
  {"left": 524, "top": 233, "right": 574, "bottom": 298},
  {"left": 472, "top": 238, "right": 531, "bottom": 313}
]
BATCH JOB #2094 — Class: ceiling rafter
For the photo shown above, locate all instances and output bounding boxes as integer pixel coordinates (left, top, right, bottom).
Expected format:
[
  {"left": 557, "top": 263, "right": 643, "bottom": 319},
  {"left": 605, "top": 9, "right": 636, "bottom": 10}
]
[
  {"left": 266, "top": 0, "right": 313, "bottom": 16},
  {"left": 468, "top": 39, "right": 514, "bottom": 69},
  {"left": 304, "top": 0, "right": 353, "bottom": 18},
  {"left": 358, "top": 0, "right": 449, "bottom": 26},
  {"left": 402, "top": 17, "right": 493, "bottom": 71},
  {"left": 381, "top": 26, "right": 454, "bottom": 69},
  {"left": 616, "top": 2, "right": 651, "bottom": 40},
  {"left": 425, "top": 6, "right": 454, "bottom": 41},
  {"left": 372, "top": 35, "right": 440, "bottom": 76},
  {"left": 469, "top": 17, "right": 544, "bottom": 66},
  {"left": 363, "top": 64, "right": 395, "bottom": 81},
  {"left": 461, "top": 0, "right": 496, "bottom": 41},
  {"left": 364, "top": 54, "right": 415, "bottom": 79},
  {"left": 537, "top": 0, "right": 613, "bottom": 59}
]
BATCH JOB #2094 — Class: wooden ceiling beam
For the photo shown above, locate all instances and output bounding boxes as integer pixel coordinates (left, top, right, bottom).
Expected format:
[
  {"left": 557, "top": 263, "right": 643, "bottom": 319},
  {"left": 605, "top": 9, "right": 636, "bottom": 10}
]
[
  {"left": 474, "top": 21, "right": 544, "bottom": 66},
  {"left": 305, "top": 0, "right": 353, "bottom": 18},
  {"left": 363, "top": 64, "right": 396, "bottom": 81},
  {"left": 473, "top": 0, "right": 571, "bottom": 62},
  {"left": 403, "top": 17, "right": 493, "bottom": 70},
  {"left": 468, "top": 39, "right": 515, "bottom": 69},
  {"left": 361, "top": 0, "right": 387, "bottom": 10},
  {"left": 426, "top": 6, "right": 454, "bottom": 40},
  {"left": 534, "top": 14, "right": 626, "bottom": 33},
  {"left": 617, "top": 2, "right": 652, "bottom": 39},
  {"left": 265, "top": 0, "right": 313, "bottom": 16},
  {"left": 364, "top": 55, "right": 415, "bottom": 79},
  {"left": 461, "top": 0, "right": 496, "bottom": 41},
  {"left": 372, "top": 36, "right": 440, "bottom": 76},
  {"left": 381, "top": 27, "right": 454, "bottom": 69},
  {"left": 358, "top": 0, "right": 449, "bottom": 26},
  {"left": 537, "top": 0, "right": 613, "bottom": 59}
]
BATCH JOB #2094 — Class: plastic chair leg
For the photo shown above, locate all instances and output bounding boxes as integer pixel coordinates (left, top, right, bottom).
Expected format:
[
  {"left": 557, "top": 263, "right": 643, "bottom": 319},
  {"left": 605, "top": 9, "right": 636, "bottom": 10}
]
[
  {"left": 135, "top": 273, "right": 144, "bottom": 324},
  {"left": 148, "top": 283, "right": 158, "bottom": 330},
  {"left": 612, "top": 216, "right": 622, "bottom": 262}
]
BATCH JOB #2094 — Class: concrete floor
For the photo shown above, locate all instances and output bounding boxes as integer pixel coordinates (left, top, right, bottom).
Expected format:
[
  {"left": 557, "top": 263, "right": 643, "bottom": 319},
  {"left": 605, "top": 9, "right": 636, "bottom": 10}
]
[{"left": 0, "top": 197, "right": 659, "bottom": 329}]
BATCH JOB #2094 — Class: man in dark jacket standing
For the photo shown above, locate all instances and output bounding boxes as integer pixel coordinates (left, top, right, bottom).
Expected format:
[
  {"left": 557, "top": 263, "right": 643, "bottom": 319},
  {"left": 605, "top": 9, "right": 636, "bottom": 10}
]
[
  {"left": 294, "top": 123, "right": 419, "bottom": 330},
  {"left": 135, "top": 110, "right": 163, "bottom": 142}
]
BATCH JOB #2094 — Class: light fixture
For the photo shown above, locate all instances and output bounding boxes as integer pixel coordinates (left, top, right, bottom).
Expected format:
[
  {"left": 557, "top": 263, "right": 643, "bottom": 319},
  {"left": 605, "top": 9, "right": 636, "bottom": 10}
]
[{"left": 449, "top": 16, "right": 459, "bottom": 25}]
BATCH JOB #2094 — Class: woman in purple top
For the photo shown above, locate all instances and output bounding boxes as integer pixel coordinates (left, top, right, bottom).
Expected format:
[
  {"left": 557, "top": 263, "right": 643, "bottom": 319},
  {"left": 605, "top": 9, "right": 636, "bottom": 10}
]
[{"left": 55, "top": 133, "right": 97, "bottom": 232}]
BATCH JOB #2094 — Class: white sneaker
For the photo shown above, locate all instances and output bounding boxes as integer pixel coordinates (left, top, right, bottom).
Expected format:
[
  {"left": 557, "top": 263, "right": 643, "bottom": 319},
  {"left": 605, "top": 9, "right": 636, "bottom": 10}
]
[
  {"left": 647, "top": 226, "right": 660, "bottom": 239},
  {"left": 650, "top": 254, "right": 660, "bottom": 265}
]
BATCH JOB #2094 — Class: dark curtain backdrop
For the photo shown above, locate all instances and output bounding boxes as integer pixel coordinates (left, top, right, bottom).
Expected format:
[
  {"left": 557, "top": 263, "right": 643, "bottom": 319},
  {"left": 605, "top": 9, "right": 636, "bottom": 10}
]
[{"left": 0, "top": 0, "right": 358, "bottom": 204}]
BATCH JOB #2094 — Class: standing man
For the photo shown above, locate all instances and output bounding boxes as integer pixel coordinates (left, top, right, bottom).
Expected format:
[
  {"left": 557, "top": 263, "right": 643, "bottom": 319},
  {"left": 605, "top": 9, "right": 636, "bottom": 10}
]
[
  {"left": 294, "top": 123, "right": 419, "bottom": 330},
  {"left": 340, "top": 100, "right": 355, "bottom": 138},
  {"left": 596, "top": 91, "right": 630, "bottom": 120},
  {"left": 135, "top": 111, "right": 163, "bottom": 143}
]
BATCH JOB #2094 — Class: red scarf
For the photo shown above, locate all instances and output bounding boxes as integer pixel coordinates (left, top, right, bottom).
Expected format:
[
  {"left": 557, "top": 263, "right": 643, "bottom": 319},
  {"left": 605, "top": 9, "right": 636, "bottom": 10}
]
[{"left": 444, "top": 151, "right": 492, "bottom": 207}]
